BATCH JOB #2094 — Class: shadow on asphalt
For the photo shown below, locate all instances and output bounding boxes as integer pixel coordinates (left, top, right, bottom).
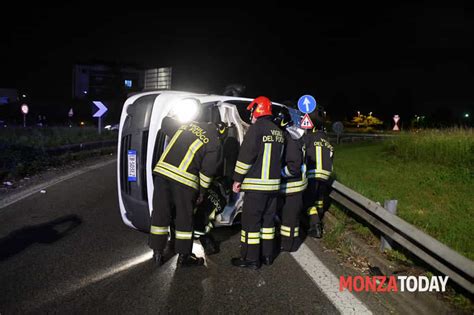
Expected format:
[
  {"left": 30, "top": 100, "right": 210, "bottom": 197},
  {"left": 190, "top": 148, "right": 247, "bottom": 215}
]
[{"left": 0, "top": 214, "right": 82, "bottom": 261}]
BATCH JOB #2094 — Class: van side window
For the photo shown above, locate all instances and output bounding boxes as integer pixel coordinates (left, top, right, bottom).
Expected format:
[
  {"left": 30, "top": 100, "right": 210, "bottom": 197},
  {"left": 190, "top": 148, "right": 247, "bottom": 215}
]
[
  {"left": 196, "top": 102, "right": 221, "bottom": 123},
  {"left": 222, "top": 100, "right": 252, "bottom": 124}
]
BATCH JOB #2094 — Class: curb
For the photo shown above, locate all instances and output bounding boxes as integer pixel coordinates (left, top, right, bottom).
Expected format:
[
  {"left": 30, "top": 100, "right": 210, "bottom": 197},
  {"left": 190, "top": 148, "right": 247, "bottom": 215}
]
[
  {"left": 323, "top": 211, "right": 457, "bottom": 314},
  {"left": 324, "top": 212, "right": 400, "bottom": 276}
]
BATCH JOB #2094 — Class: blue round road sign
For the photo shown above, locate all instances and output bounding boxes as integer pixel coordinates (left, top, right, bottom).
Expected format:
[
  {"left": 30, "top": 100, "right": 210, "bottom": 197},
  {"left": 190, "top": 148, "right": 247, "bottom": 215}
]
[{"left": 298, "top": 95, "right": 317, "bottom": 114}]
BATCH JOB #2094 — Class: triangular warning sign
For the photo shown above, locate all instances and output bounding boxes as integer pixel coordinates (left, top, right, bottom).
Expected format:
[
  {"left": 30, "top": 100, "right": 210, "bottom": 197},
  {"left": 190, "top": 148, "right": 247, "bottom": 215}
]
[{"left": 300, "top": 113, "right": 314, "bottom": 129}]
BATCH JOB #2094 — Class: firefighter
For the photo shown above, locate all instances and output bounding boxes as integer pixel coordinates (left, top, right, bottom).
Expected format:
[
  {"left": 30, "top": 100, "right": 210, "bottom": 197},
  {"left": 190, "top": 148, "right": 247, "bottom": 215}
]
[
  {"left": 149, "top": 106, "right": 223, "bottom": 268},
  {"left": 231, "top": 96, "right": 284, "bottom": 269},
  {"left": 274, "top": 107, "right": 307, "bottom": 252},
  {"left": 192, "top": 122, "right": 229, "bottom": 255},
  {"left": 303, "top": 107, "right": 334, "bottom": 238}
]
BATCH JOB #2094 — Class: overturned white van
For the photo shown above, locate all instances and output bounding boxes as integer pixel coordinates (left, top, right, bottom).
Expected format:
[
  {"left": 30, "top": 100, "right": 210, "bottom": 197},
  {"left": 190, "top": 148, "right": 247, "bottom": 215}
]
[{"left": 117, "top": 90, "right": 301, "bottom": 232}]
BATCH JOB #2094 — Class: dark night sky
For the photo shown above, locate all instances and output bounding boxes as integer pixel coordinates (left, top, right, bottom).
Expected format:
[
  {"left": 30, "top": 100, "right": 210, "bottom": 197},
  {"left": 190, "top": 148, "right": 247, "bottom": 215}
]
[{"left": 2, "top": 5, "right": 473, "bottom": 120}]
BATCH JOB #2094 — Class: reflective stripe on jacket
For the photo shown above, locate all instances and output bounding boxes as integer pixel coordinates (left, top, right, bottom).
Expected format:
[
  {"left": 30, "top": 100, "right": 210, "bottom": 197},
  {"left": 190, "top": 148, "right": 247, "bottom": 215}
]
[
  {"left": 153, "top": 117, "right": 222, "bottom": 191},
  {"left": 304, "top": 129, "right": 334, "bottom": 182},
  {"left": 280, "top": 131, "right": 307, "bottom": 195},
  {"left": 233, "top": 116, "right": 284, "bottom": 193}
]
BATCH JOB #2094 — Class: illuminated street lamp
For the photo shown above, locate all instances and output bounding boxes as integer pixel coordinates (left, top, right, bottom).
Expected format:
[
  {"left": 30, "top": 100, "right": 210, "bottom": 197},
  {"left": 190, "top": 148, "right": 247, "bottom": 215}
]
[
  {"left": 465, "top": 113, "right": 470, "bottom": 118},
  {"left": 21, "top": 104, "right": 29, "bottom": 127}
]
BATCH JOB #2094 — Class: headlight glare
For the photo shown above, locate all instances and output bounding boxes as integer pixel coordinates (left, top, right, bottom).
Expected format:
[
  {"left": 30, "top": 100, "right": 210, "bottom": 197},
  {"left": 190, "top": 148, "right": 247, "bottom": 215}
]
[{"left": 171, "top": 98, "right": 201, "bottom": 123}]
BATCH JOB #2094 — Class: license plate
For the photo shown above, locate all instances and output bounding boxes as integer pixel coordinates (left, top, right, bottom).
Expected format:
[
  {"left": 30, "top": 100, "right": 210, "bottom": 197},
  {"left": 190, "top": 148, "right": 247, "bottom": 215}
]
[{"left": 127, "top": 150, "right": 137, "bottom": 182}]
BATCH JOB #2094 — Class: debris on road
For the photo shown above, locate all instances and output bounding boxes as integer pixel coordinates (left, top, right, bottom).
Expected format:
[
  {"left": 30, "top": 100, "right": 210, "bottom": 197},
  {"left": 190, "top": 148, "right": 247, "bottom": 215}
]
[{"left": 40, "top": 190, "right": 47, "bottom": 194}]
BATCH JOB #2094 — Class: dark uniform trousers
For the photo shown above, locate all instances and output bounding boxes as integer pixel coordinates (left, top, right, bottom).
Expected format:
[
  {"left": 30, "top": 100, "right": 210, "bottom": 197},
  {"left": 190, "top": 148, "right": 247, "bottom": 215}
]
[
  {"left": 149, "top": 176, "right": 198, "bottom": 254},
  {"left": 240, "top": 192, "right": 277, "bottom": 261},
  {"left": 304, "top": 129, "right": 333, "bottom": 226},
  {"left": 303, "top": 179, "right": 327, "bottom": 225},
  {"left": 280, "top": 192, "right": 303, "bottom": 251}
]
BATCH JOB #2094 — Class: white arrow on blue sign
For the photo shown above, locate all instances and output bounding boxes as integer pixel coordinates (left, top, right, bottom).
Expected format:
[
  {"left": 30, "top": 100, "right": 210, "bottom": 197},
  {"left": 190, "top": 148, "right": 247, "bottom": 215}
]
[
  {"left": 93, "top": 101, "right": 108, "bottom": 118},
  {"left": 297, "top": 95, "right": 317, "bottom": 114}
]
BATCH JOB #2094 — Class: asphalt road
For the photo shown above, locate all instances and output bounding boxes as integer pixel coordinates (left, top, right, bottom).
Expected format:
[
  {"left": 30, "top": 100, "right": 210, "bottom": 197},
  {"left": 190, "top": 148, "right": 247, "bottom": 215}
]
[{"left": 0, "top": 159, "right": 398, "bottom": 314}]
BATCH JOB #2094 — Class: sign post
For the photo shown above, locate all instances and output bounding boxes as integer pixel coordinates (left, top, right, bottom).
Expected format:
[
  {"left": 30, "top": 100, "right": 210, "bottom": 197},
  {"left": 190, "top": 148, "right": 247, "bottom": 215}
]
[
  {"left": 298, "top": 95, "right": 317, "bottom": 130},
  {"left": 332, "top": 121, "right": 344, "bottom": 144},
  {"left": 92, "top": 101, "right": 108, "bottom": 135},
  {"left": 300, "top": 113, "right": 314, "bottom": 129},
  {"left": 297, "top": 95, "right": 317, "bottom": 114},
  {"left": 393, "top": 115, "right": 400, "bottom": 131},
  {"left": 21, "top": 104, "right": 29, "bottom": 127},
  {"left": 68, "top": 108, "right": 74, "bottom": 127}
]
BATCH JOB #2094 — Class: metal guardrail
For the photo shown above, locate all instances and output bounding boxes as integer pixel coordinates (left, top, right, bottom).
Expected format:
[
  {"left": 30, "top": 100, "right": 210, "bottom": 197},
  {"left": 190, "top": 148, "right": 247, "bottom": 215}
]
[
  {"left": 45, "top": 140, "right": 117, "bottom": 155},
  {"left": 329, "top": 180, "right": 474, "bottom": 294},
  {"left": 327, "top": 132, "right": 396, "bottom": 143}
]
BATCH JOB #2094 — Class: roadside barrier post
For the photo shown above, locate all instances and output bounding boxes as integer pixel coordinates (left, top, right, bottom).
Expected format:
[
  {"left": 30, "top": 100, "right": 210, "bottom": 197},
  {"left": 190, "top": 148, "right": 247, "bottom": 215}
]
[{"left": 380, "top": 199, "right": 398, "bottom": 252}]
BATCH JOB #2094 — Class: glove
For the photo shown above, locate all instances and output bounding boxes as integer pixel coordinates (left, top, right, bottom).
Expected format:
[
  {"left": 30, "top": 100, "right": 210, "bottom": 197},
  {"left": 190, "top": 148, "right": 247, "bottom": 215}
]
[{"left": 196, "top": 193, "right": 205, "bottom": 206}]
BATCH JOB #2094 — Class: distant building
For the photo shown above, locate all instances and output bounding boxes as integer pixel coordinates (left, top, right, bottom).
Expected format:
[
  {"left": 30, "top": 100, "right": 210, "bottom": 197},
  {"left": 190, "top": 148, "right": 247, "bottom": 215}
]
[
  {"left": 72, "top": 64, "right": 144, "bottom": 100},
  {"left": 72, "top": 64, "right": 173, "bottom": 100},
  {"left": 143, "top": 67, "right": 172, "bottom": 90},
  {"left": 71, "top": 64, "right": 172, "bottom": 123}
]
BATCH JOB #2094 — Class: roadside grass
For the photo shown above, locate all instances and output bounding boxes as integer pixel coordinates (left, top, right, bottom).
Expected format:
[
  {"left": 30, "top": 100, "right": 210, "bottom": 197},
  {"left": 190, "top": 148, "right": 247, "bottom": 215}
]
[
  {"left": 324, "top": 202, "right": 473, "bottom": 312},
  {"left": 0, "top": 126, "right": 117, "bottom": 148},
  {"left": 384, "top": 128, "right": 473, "bottom": 168},
  {"left": 326, "top": 132, "right": 473, "bottom": 311},
  {"left": 332, "top": 134, "right": 474, "bottom": 261},
  {"left": 0, "top": 127, "right": 117, "bottom": 180}
]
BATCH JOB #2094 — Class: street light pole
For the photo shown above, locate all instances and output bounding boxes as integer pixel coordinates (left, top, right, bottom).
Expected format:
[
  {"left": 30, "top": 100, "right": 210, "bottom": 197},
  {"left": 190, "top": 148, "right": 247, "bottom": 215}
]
[{"left": 21, "top": 104, "right": 29, "bottom": 128}]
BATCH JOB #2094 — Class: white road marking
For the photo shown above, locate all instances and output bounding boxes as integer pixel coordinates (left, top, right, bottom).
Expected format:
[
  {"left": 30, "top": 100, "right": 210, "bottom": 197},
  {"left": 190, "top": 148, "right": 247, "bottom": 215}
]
[
  {"left": 291, "top": 243, "right": 373, "bottom": 315},
  {"left": 0, "top": 158, "right": 116, "bottom": 210}
]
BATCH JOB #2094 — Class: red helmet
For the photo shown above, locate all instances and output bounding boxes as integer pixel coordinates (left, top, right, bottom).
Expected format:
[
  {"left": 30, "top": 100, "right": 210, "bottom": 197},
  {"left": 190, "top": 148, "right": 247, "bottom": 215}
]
[{"left": 247, "top": 96, "right": 272, "bottom": 119}]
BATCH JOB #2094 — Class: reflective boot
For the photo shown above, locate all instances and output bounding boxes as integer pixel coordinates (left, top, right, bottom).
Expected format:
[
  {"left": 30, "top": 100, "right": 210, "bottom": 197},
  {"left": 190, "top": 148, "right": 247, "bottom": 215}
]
[
  {"left": 231, "top": 257, "right": 261, "bottom": 270},
  {"left": 308, "top": 222, "right": 323, "bottom": 239},
  {"left": 152, "top": 250, "right": 164, "bottom": 267},
  {"left": 199, "top": 234, "right": 220, "bottom": 255},
  {"left": 177, "top": 253, "right": 205, "bottom": 268},
  {"left": 262, "top": 256, "right": 274, "bottom": 266}
]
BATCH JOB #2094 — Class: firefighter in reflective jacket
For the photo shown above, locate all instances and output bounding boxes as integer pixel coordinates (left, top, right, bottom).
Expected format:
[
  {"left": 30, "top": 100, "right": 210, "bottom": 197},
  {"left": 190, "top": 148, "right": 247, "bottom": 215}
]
[
  {"left": 303, "top": 108, "right": 334, "bottom": 238},
  {"left": 150, "top": 113, "right": 222, "bottom": 267},
  {"left": 274, "top": 107, "right": 307, "bottom": 252},
  {"left": 231, "top": 96, "right": 284, "bottom": 269}
]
